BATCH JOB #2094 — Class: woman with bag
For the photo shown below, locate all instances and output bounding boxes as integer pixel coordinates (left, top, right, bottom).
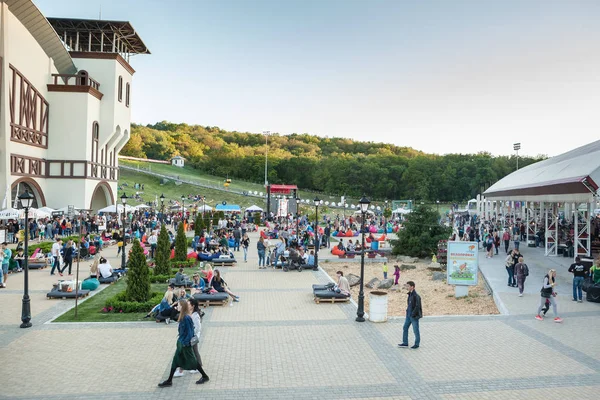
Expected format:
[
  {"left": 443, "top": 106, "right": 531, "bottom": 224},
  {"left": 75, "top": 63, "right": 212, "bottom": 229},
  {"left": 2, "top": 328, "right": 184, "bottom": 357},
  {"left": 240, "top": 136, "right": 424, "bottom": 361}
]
[
  {"left": 158, "top": 300, "right": 209, "bottom": 387},
  {"left": 535, "top": 269, "right": 562, "bottom": 323},
  {"left": 241, "top": 233, "right": 250, "bottom": 263},
  {"left": 505, "top": 251, "right": 516, "bottom": 287},
  {"left": 514, "top": 256, "right": 528, "bottom": 296},
  {"left": 61, "top": 240, "right": 74, "bottom": 276}
]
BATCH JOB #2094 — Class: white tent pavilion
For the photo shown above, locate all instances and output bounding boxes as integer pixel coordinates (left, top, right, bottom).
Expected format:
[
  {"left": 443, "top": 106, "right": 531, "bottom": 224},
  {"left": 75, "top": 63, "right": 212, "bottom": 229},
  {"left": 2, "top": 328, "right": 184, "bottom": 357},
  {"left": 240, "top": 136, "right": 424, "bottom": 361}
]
[
  {"left": 135, "top": 204, "right": 150, "bottom": 209},
  {"left": 98, "top": 204, "right": 135, "bottom": 213},
  {"left": 28, "top": 208, "right": 51, "bottom": 219},
  {"left": 393, "top": 208, "right": 412, "bottom": 215},
  {"left": 54, "top": 206, "right": 81, "bottom": 216},
  {"left": 245, "top": 205, "right": 263, "bottom": 212},
  {"left": 0, "top": 208, "right": 20, "bottom": 220},
  {"left": 38, "top": 206, "right": 56, "bottom": 214},
  {"left": 196, "top": 204, "right": 213, "bottom": 211}
]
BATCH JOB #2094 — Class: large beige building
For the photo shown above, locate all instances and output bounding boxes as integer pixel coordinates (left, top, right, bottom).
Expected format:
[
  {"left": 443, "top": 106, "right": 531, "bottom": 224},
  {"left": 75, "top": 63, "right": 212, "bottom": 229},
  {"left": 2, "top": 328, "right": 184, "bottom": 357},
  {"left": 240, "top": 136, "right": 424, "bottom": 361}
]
[{"left": 0, "top": 0, "right": 149, "bottom": 211}]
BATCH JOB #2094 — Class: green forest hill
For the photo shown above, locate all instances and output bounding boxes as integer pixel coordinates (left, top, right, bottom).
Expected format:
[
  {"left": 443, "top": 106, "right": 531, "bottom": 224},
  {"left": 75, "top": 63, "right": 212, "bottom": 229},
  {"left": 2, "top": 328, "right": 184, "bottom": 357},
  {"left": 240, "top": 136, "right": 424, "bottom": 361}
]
[{"left": 120, "top": 121, "right": 544, "bottom": 202}]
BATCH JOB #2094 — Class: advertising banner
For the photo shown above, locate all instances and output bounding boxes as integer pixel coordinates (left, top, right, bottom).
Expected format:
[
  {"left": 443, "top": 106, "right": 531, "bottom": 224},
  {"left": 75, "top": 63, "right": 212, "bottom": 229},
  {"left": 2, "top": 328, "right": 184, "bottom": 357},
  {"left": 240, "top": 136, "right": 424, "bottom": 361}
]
[{"left": 447, "top": 241, "right": 478, "bottom": 286}]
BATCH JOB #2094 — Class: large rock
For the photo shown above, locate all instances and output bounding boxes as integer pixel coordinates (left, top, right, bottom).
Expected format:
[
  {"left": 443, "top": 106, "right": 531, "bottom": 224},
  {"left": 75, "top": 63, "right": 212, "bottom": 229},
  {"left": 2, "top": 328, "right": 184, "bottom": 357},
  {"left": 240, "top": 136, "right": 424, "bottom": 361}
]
[
  {"left": 377, "top": 278, "right": 394, "bottom": 289},
  {"left": 397, "top": 255, "right": 418, "bottom": 263},
  {"left": 366, "top": 277, "right": 380, "bottom": 289},
  {"left": 427, "top": 262, "right": 443, "bottom": 271},
  {"left": 400, "top": 264, "right": 416, "bottom": 271},
  {"left": 347, "top": 273, "right": 361, "bottom": 287},
  {"left": 432, "top": 272, "right": 446, "bottom": 281}
]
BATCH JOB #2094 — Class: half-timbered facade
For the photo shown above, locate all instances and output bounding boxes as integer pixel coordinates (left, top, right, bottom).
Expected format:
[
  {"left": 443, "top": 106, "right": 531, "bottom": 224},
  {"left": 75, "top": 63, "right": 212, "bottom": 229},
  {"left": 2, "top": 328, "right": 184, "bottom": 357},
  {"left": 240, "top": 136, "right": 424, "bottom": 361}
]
[{"left": 0, "top": 0, "right": 149, "bottom": 211}]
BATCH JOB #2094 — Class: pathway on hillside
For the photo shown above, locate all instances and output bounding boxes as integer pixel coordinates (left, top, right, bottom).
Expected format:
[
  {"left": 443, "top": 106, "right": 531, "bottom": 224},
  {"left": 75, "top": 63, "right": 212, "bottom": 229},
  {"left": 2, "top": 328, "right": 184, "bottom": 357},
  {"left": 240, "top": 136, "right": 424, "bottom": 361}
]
[{"left": 0, "top": 231, "right": 598, "bottom": 399}]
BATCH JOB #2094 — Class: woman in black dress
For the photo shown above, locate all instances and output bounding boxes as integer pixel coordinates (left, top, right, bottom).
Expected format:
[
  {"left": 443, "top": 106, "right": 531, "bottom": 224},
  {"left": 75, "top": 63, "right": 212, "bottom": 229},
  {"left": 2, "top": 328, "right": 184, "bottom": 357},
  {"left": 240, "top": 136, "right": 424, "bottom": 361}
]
[{"left": 158, "top": 300, "right": 210, "bottom": 387}]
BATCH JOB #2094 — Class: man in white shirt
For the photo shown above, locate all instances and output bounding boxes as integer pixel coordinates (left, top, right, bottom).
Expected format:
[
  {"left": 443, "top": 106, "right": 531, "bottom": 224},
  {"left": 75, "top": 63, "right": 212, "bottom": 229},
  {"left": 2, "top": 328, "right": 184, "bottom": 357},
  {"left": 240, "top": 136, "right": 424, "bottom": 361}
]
[
  {"left": 148, "top": 232, "right": 158, "bottom": 258},
  {"left": 51, "top": 238, "right": 63, "bottom": 276}
]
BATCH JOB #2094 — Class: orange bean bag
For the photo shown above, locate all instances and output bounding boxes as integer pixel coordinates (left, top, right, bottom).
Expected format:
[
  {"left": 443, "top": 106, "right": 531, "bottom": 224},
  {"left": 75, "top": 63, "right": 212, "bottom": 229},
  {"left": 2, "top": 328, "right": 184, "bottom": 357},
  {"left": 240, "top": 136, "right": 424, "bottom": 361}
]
[
  {"left": 345, "top": 230, "right": 353, "bottom": 237},
  {"left": 187, "top": 252, "right": 198, "bottom": 260},
  {"left": 331, "top": 247, "right": 345, "bottom": 256}
]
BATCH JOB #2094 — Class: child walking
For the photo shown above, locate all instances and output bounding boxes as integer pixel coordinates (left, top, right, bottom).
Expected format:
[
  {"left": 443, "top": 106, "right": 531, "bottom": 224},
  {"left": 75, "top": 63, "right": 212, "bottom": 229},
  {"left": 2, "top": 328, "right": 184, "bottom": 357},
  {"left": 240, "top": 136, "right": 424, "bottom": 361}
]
[
  {"left": 383, "top": 262, "right": 388, "bottom": 280},
  {"left": 393, "top": 265, "right": 400, "bottom": 286}
]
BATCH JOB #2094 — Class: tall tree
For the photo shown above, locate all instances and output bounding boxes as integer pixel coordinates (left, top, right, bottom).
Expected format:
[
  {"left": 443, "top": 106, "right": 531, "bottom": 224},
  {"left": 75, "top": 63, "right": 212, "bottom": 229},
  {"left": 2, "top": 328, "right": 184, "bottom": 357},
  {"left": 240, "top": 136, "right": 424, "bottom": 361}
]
[
  {"left": 174, "top": 223, "right": 188, "bottom": 262},
  {"left": 125, "top": 239, "right": 151, "bottom": 302},
  {"left": 154, "top": 224, "right": 171, "bottom": 276},
  {"left": 391, "top": 205, "right": 452, "bottom": 258}
]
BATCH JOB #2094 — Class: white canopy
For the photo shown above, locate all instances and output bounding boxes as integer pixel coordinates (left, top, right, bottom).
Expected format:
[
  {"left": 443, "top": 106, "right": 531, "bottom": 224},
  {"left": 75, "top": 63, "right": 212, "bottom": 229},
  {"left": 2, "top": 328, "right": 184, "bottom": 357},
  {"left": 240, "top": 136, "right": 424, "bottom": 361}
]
[
  {"left": 54, "top": 206, "right": 81, "bottom": 216},
  {"left": 197, "top": 204, "right": 213, "bottom": 211},
  {"left": 354, "top": 209, "right": 375, "bottom": 215},
  {"left": 38, "top": 206, "right": 55, "bottom": 214},
  {"left": 98, "top": 204, "right": 135, "bottom": 213},
  {"left": 245, "top": 205, "right": 263, "bottom": 212},
  {"left": 28, "top": 208, "right": 51, "bottom": 219},
  {"left": 0, "top": 208, "right": 20, "bottom": 220},
  {"left": 135, "top": 204, "right": 150, "bottom": 209},
  {"left": 393, "top": 208, "right": 412, "bottom": 215}
]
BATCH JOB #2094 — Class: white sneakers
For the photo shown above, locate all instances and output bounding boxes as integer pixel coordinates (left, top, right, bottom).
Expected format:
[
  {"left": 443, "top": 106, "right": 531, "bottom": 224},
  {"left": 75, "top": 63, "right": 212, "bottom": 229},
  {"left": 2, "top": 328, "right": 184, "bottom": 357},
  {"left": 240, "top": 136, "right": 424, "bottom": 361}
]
[{"left": 174, "top": 370, "right": 184, "bottom": 378}]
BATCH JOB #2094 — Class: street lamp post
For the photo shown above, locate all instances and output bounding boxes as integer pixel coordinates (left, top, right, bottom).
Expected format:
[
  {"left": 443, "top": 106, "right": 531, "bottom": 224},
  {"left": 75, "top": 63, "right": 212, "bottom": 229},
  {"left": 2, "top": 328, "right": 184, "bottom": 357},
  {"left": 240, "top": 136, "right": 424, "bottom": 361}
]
[
  {"left": 514, "top": 143, "right": 521, "bottom": 170},
  {"left": 18, "top": 190, "right": 35, "bottom": 328},
  {"left": 121, "top": 193, "right": 128, "bottom": 269},
  {"left": 295, "top": 197, "right": 301, "bottom": 246},
  {"left": 313, "top": 197, "right": 320, "bottom": 271},
  {"left": 160, "top": 193, "right": 165, "bottom": 223},
  {"left": 384, "top": 200, "right": 388, "bottom": 231},
  {"left": 356, "top": 195, "right": 371, "bottom": 322}
]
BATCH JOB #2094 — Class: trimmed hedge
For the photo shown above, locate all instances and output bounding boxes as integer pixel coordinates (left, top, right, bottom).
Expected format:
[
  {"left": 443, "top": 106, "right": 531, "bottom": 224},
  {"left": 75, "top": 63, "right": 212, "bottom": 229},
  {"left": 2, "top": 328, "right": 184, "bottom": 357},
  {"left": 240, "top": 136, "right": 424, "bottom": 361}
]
[
  {"left": 150, "top": 274, "right": 171, "bottom": 284},
  {"left": 104, "top": 291, "right": 163, "bottom": 313},
  {"left": 169, "top": 259, "right": 197, "bottom": 268}
]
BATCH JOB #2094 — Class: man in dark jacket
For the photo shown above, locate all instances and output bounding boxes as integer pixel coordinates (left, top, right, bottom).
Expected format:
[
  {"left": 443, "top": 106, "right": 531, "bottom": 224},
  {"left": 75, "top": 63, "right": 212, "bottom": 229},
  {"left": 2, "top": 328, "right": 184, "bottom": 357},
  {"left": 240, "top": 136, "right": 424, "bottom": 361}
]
[{"left": 398, "top": 281, "right": 422, "bottom": 349}]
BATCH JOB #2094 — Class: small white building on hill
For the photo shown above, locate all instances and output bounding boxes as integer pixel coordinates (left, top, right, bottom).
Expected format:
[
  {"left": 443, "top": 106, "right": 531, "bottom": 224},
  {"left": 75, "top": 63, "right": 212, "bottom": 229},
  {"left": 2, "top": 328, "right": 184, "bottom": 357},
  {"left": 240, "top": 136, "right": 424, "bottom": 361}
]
[{"left": 171, "top": 156, "right": 184, "bottom": 168}]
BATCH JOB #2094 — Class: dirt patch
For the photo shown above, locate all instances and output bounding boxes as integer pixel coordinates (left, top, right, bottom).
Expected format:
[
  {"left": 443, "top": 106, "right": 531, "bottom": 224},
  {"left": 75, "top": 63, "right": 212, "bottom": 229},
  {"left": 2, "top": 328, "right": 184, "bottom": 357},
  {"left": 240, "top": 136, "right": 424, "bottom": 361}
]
[{"left": 321, "top": 261, "right": 499, "bottom": 316}]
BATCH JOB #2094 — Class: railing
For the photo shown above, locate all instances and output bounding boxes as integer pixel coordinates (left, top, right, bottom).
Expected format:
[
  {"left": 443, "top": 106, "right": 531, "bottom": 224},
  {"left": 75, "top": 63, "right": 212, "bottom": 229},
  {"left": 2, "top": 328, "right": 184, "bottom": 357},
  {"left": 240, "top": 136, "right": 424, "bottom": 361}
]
[{"left": 51, "top": 73, "right": 101, "bottom": 91}]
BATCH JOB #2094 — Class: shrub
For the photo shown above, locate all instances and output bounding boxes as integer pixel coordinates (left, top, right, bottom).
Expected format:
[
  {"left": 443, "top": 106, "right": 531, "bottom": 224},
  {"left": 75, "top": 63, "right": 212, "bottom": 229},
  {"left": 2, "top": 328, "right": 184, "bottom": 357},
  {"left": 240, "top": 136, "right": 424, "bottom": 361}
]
[
  {"left": 174, "top": 223, "right": 188, "bottom": 261},
  {"left": 104, "top": 291, "right": 163, "bottom": 313},
  {"left": 149, "top": 274, "right": 171, "bottom": 284},
  {"left": 169, "top": 259, "right": 197, "bottom": 269},
  {"left": 194, "top": 215, "right": 203, "bottom": 236},
  {"left": 253, "top": 212, "right": 262, "bottom": 226},
  {"left": 124, "top": 239, "right": 152, "bottom": 302},
  {"left": 154, "top": 224, "right": 171, "bottom": 276},
  {"left": 391, "top": 204, "right": 452, "bottom": 258}
]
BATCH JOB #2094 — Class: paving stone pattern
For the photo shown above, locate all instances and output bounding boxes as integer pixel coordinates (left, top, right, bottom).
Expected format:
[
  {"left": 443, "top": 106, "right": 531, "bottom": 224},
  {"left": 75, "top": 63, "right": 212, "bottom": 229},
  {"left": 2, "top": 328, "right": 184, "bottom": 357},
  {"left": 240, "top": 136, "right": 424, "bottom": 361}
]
[{"left": 0, "top": 232, "right": 598, "bottom": 400}]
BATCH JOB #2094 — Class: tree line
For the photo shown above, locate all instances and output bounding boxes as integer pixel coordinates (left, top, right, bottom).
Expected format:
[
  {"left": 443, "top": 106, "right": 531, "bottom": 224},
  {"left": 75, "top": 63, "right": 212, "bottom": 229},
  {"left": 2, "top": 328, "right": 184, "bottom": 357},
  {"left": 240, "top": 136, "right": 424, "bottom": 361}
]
[{"left": 120, "top": 122, "right": 544, "bottom": 202}]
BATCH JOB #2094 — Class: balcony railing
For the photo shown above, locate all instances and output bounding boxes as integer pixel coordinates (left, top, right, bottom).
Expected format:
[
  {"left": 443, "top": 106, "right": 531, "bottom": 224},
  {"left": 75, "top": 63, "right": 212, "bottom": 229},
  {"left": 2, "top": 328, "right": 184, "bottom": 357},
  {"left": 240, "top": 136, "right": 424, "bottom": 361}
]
[{"left": 51, "top": 71, "right": 100, "bottom": 91}]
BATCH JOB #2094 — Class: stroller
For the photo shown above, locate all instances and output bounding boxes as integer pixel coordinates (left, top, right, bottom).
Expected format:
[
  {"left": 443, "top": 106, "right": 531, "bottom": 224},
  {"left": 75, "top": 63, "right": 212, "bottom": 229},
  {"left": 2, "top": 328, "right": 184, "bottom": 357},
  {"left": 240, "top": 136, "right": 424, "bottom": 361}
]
[{"left": 283, "top": 249, "right": 304, "bottom": 273}]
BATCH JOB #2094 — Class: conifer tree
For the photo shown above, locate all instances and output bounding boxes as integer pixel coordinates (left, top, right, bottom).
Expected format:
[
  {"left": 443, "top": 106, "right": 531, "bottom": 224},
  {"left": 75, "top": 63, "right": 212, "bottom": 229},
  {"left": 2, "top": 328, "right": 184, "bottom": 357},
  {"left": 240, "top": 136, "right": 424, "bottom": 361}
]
[
  {"left": 194, "top": 215, "right": 203, "bottom": 237},
  {"left": 154, "top": 224, "right": 171, "bottom": 276},
  {"left": 174, "top": 222, "right": 188, "bottom": 261},
  {"left": 125, "top": 239, "right": 151, "bottom": 302}
]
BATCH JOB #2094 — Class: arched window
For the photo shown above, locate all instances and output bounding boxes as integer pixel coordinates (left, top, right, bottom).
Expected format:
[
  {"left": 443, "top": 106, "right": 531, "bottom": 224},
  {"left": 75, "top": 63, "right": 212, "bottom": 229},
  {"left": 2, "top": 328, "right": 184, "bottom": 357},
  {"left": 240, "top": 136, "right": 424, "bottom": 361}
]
[
  {"left": 118, "top": 76, "right": 123, "bottom": 102},
  {"left": 125, "top": 82, "right": 130, "bottom": 107},
  {"left": 91, "top": 122, "right": 99, "bottom": 162}
]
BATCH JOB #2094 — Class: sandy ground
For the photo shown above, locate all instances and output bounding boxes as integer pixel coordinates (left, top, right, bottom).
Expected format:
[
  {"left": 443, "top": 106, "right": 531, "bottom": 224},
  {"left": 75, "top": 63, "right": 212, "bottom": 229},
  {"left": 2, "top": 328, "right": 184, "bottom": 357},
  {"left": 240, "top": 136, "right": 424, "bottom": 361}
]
[{"left": 322, "top": 261, "right": 499, "bottom": 317}]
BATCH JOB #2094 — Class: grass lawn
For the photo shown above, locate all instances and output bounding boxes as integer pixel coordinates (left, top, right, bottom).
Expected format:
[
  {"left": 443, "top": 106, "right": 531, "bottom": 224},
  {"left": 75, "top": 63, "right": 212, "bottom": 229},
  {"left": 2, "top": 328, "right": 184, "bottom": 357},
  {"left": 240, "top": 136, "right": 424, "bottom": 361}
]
[{"left": 53, "top": 280, "right": 165, "bottom": 323}]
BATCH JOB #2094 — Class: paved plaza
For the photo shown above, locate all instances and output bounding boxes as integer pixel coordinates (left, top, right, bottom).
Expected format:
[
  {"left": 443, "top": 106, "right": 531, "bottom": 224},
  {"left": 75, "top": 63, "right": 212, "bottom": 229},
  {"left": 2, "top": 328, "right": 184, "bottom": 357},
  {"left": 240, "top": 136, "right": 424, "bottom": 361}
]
[{"left": 0, "top": 232, "right": 599, "bottom": 400}]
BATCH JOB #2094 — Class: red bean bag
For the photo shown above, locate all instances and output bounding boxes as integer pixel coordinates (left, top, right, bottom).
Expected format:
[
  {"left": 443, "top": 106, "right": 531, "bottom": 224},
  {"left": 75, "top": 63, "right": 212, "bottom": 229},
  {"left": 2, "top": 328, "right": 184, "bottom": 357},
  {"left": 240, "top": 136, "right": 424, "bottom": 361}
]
[
  {"left": 260, "top": 231, "right": 268, "bottom": 239},
  {"left": 187, "top": 252, "right": 198, "bottom": 260},
  {"left": 345, "top": 230, "right": 353, "bottom": 237},
  {"left": 331, "top": 247, "right": 345, "bottom": 256},
  {"left": 369, "top": 225, "right": 377, "bottom": 233},
  {"left": 366, "top": 237, "right": 372, "bottom": 243},
  {"left": 170, "top": 249, "right": 175, "bottom": 259}
]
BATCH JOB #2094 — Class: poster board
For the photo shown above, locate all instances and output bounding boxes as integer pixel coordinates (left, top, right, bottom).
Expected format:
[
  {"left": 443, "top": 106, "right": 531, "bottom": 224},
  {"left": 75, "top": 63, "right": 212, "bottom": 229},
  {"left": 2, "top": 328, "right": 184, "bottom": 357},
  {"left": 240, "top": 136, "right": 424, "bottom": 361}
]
[{"left": 447, "top": 241, "right": 478, "bottom": 286}]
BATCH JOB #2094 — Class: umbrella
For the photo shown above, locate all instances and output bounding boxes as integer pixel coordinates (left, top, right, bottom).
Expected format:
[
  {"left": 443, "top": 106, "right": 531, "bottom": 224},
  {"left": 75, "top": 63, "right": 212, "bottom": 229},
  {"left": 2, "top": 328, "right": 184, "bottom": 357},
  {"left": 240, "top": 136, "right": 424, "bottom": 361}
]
[{"left": 245, "top": 205, "right": 263, "bottom": 212}]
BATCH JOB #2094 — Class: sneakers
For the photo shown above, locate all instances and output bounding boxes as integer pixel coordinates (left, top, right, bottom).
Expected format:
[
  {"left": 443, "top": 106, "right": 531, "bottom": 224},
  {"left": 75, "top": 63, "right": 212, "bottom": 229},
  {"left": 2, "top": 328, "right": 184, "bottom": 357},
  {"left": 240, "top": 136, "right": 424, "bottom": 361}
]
[
  {"left": 572, "top": 299, "right": 577, "bottom": 302},
  {"left": 554, "top": 317, "right": 563, "bottom": 323},
  {"left": 196, "top": 376, "right": 209, "bottom": 384},
  {"left": 535, "top": 315, "right": 543, "bottom": 321},
  {"left": 173, "top": 370, "right": 184, "bottom": 378},
  {"left": 158, "top": 380, "right": 172, "bottom": 388},
  {"left": 518, "top": 294, "right": 523, "bottom": 297},
  {"left": 165, "top": 318, "right": 171, "bottom": 325},
  {"left": 577, "top": 300, "right": 583, "bottom": 303},
  {"left": 189, "top": 370, "right": 199, "bottom": 374},
  {"left": 233, "top": 296, "right": 240, "bottom": 302},
  {"left": 397, "top": 343, "right": 409, "bottom": 348},
  {"left": 410, "top": 345, "right": 419, "bottom": 349}
]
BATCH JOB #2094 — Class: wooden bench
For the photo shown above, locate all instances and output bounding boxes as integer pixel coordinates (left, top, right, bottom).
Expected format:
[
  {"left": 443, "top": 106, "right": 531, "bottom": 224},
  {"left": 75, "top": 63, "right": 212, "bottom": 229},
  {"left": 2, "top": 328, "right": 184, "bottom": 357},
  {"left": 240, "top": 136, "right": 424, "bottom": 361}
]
[
  {"left": 211, "top": 259, "right": 237, "bottom": 267},
  {"left": 314, "top": 296, "right": 350, "bottom": 304}
]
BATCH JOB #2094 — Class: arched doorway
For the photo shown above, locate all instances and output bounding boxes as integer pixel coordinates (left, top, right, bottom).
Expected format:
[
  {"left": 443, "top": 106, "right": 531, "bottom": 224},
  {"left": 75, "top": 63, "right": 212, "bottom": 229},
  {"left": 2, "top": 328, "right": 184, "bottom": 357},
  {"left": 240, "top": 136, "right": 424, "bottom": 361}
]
[
  {"left": 11, "top": 178, "right": 46, "bottom": 208},
  {"left": 90, "top": 181, "right": 114, "bottom": 212}
]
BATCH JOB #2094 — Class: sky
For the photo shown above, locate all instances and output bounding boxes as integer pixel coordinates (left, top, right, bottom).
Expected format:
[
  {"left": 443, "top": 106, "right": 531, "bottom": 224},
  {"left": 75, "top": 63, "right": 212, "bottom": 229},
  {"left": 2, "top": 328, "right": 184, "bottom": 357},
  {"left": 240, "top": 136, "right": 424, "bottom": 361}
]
[{"left": 35, "top": 0, "right": 600, "bottom": 157}]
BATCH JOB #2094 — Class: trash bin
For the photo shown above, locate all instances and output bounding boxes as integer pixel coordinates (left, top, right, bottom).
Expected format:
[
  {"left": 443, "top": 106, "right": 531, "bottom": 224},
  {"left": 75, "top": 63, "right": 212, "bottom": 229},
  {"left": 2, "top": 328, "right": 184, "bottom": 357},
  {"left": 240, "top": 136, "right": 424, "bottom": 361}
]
[
  {"left": 369, "top": 291, "right": 388, "bottom": 322},
  {"left": 371, "top": 241, "right": 379, "bottom": 250}
]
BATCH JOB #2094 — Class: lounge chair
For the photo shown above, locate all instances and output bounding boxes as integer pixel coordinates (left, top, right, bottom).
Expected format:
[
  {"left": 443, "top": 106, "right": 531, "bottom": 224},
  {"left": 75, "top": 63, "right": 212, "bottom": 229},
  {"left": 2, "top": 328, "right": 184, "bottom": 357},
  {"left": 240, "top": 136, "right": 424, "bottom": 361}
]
[
  {"left": 313, "top": 288, "right": 350, "bottom": 304},
  {"left": 192, "top": 292, "right": 229, "bottom": 306}
]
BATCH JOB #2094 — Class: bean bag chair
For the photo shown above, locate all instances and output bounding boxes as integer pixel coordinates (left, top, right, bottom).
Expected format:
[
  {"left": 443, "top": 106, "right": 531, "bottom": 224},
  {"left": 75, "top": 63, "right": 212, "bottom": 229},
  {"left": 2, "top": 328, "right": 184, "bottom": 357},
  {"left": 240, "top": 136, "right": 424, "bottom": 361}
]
[
  {"left": 170, "top": 249, "right": 175, "bottom": 259},
  {"left": 306, "top": 226, "right": 313, "bottom": 232},
  {"left": 313, "top": 289, "right": 350, "bottom": 300},
  {"left": 228, "top": 239, "right": 235, "bottom": 247},
  {"left": 369, "top": 225, "right": 377, "bottom": 233},
  {"left": 386, "top": 228, "right": 393, "bottom": 233},
  {"left": 345, "top": 230, "right": 353, "bottom": 238},
  {"left": 260, "top": 231, "right": 268, "bottom": 239},
  {"left": 353, "top": 232, "right": 360, "bottom": 237},
  {"left": 312, "top": 284, "right": 334, "bottom": 292},
  {"left": 192, "top": 292, "right": 229, "bottom": 305},
  {"left": 98, "top": 275, "right": 119, "bottom": 284},
  {"left": 89, "top": 245, "right": 97, "bottom": 255},
  {"left": 366, "top": 237, "right": 372, "bottom": 243},
  {"left": 81, "top": 278, "right": 100, "bottom": 291},
  {"left": 187, "top": 252, "right": 198, "bottom": 260},
  {"left": 587, "top": 284, "right": 600, "bottom": 303},
  {"left": 331, "top": 247, "right": 345, "bottom": 256}
]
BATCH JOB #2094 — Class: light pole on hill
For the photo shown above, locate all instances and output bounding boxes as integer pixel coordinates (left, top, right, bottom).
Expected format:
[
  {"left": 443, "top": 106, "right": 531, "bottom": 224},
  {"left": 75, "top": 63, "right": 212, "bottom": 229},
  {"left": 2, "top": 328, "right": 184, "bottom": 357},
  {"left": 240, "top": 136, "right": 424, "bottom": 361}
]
[
  {"left": 313, "top": 197, "right": 321, "bottom": 271},
  {"left": 121, "top": 193, "right": 128, "bottom": 269},
  {"left": 181, "top": 195, "right": 185, "bottom": 224},
  {"left": 514, "top": 143, "right": 521, "bottom": 170},
  {"left": 296, "top": 197, "right": 301, "bottom": 246},
  {"left": 356, "top": 195, "right": 371, "bottom": 323},
  {"left": 160, "top": 194, "right": 165, "bottom": 223},
  {"left": 18, "top": 190, "right": 35, "bottom": 328}
]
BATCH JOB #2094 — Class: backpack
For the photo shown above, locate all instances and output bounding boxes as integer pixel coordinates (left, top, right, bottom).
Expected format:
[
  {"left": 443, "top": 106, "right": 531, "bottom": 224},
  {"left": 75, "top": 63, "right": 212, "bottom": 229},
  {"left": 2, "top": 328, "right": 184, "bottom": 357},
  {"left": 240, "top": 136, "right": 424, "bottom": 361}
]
[{"left": 522, "top": 263, "right": 529, "bottom": 277}]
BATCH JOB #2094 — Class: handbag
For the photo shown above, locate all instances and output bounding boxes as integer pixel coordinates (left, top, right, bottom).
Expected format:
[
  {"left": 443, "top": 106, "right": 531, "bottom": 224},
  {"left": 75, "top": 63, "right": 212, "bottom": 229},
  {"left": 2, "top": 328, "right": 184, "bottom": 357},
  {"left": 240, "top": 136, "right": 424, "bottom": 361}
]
[{"left": 190, "top": 336, "right": 199, "bottom": 346}]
